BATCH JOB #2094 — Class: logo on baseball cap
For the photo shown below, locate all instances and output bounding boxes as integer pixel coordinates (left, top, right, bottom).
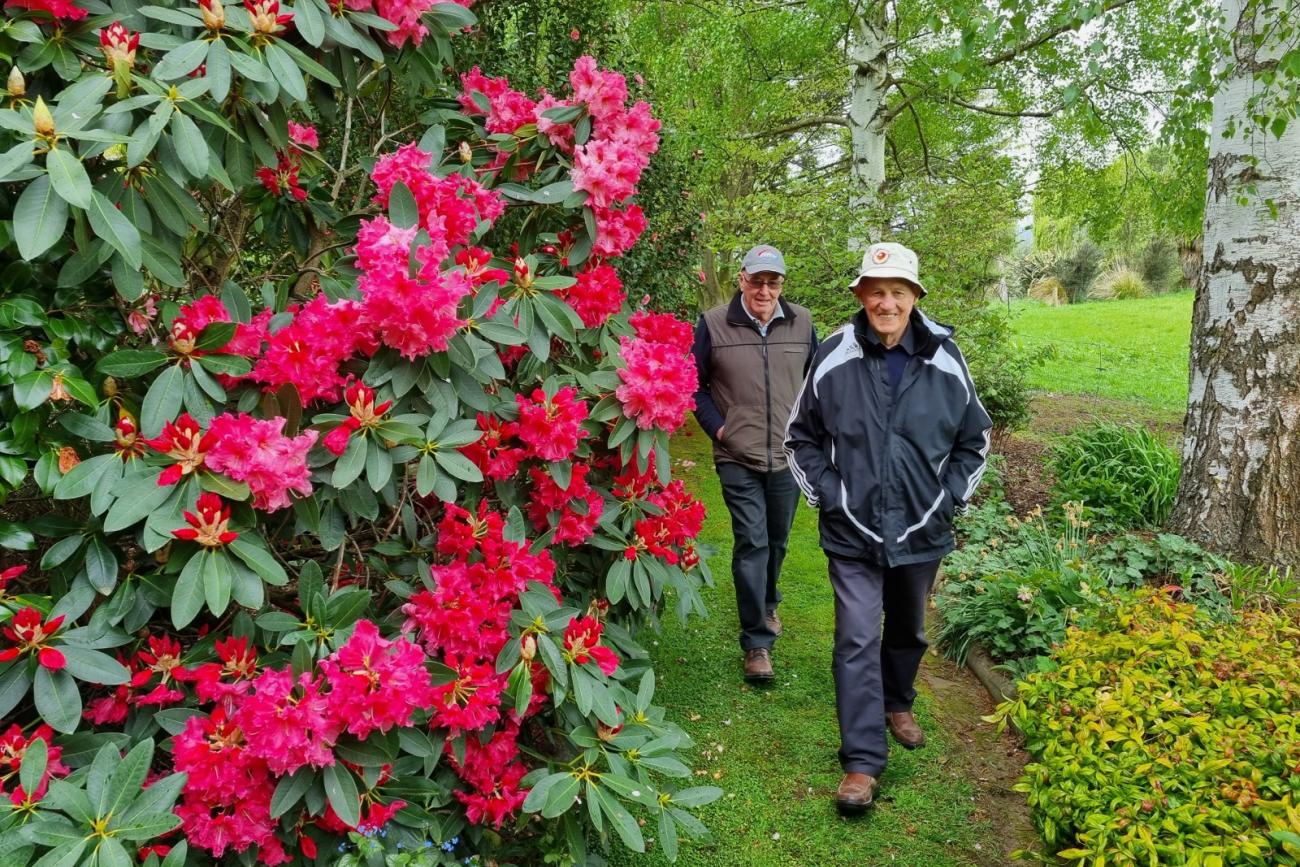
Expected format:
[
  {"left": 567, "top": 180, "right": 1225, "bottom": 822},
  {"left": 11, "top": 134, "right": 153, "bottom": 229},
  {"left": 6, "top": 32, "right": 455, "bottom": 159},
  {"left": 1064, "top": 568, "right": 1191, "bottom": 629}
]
[
  {"left": 741, "top": 244, "right": 786, "bottom": 276},
  {"left": 851, "top": 242, "right": 926, "bottom": 297}
]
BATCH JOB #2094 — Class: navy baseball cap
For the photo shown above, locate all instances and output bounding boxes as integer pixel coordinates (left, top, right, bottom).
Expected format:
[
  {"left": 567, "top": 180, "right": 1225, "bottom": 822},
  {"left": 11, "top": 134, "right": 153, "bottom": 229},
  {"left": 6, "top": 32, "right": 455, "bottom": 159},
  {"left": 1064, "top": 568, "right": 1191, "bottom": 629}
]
[{"left": 741, "top": 244, "right": 786, "bottom": 276}]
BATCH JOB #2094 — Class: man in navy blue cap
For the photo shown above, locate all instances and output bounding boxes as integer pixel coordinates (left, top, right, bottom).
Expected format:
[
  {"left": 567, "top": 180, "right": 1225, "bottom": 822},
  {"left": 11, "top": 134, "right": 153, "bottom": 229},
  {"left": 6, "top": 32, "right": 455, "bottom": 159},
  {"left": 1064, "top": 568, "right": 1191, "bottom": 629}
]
[{"left": 691, "top": 245, "right": 818, "bottom": 683}]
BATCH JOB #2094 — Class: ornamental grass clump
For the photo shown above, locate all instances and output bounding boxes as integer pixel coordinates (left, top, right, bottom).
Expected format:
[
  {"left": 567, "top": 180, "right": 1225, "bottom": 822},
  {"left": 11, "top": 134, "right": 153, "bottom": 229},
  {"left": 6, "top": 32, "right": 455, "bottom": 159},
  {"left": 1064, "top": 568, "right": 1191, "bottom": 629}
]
[
  {"left": 991, "top": 590, "right": 1300, "bottom": 865},
  {"left": 1048, "top": 422, "right": 1180, "bottom": 528}
]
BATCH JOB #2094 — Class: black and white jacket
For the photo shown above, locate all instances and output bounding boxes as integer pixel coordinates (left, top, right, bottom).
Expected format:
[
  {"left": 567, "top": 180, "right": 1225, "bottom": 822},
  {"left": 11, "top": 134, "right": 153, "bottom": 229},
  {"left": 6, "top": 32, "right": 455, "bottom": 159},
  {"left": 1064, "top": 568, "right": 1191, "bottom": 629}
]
[{"left": 783, "top": 308, "right": 992, "bottom": 566}]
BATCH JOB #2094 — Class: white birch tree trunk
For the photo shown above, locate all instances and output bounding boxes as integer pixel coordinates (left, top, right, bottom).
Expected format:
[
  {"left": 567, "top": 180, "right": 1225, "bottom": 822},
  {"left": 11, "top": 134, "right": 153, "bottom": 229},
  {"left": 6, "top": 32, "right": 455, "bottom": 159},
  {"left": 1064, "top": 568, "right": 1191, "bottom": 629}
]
[
  {"left": 846, "top": 4, "right": 889, "bottom": 251},
  {"left": 1171, "top": 0, "right": 1300, "bottom": 564}
]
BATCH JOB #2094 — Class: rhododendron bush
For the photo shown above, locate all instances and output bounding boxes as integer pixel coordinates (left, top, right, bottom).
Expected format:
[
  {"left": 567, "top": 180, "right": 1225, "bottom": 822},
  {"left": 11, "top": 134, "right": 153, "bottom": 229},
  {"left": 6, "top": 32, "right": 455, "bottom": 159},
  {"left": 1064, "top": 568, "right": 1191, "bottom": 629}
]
[{"left": 0, "top": 1, "right": 719, "bottom": 864}]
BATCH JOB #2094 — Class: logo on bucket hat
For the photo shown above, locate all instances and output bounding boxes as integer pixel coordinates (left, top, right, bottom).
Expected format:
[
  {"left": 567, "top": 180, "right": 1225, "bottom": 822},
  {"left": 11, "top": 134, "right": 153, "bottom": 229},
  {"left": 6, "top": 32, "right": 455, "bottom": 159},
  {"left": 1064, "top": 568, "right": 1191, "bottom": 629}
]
[{"left": 852, "top": 242, "right": 926, "bottom": 297}]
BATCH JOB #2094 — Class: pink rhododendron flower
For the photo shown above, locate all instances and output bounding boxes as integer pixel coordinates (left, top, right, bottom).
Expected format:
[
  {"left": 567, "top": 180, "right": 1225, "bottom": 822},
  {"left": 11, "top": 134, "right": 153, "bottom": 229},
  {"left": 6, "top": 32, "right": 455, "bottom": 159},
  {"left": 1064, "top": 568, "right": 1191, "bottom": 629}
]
[
  {"left": 369, "top": 144, "right": 505, "bottom": 247},
  {"left": 355, "top": 216, "right": 474, "bottom": 359},
  {"left": 187, "top": 636, "right": 259, "bottom": 708},
  {"left": 534, "top": 93, "right": 576, "bottom": 151},
  {"left": 571, "top": 139, "right": 642, "bottom": 208},
  {"left": 320, "top": 620, "right": 433, "bottom": 739},
  {"left": 629, "top": 309, "right": 694, "bottom": 352},
  {"left": 205, "top": 413, "right": 318, "bottom": 511},
  {"left": 591, "top": 204, "right": 647, "bottom": 257},
  {"left": 237, "top": 668, "right": 335, "bottom": 774},
  {"left": 248, "top": 297, "right": 376, "bottom": 405},
  {"left": 459, "top": 67, "right": 538, "bottom": 134},
  {"left": 170, "top": 295, "right": 231, "bottom": 355},
  {"left": 287, "top": 120, "right": 318, "bottom": 148},
  {"left": 569, "top": 55, "right": 627, "bottom": 124},
  {"left": 616, "top": 334, "right": 698, "bottom": 431},
  {"left": 345, "top": 0, "right": 436, "bottom": 46},
  {"left": 515, "top": 386, "right": 589, "bottom": 461}
]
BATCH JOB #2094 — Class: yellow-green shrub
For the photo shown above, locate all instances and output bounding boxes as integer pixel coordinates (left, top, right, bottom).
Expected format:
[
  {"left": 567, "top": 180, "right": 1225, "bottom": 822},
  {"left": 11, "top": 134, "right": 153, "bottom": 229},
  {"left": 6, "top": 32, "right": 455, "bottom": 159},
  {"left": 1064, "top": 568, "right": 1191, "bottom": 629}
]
[{"left": 991, "top": 590, "right": 1300, "bottom": 865}]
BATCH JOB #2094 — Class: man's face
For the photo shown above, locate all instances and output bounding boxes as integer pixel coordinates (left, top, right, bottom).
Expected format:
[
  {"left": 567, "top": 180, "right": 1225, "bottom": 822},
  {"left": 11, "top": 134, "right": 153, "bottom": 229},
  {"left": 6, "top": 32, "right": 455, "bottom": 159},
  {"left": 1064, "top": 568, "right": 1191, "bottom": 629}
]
[
  {"left": 740, "top": 270, "right": 784, "bottom": 323},
  {"left": 854, "top": 277, "right": 917, "bottom": 344}
]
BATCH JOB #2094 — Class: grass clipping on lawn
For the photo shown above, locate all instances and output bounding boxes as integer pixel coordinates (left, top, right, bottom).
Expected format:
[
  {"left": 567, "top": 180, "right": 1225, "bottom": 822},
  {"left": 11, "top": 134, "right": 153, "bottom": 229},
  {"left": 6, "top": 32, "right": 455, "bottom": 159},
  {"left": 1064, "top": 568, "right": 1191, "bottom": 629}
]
[{"left": 990, "top": 589, "right": 1300, "bottom": 865}]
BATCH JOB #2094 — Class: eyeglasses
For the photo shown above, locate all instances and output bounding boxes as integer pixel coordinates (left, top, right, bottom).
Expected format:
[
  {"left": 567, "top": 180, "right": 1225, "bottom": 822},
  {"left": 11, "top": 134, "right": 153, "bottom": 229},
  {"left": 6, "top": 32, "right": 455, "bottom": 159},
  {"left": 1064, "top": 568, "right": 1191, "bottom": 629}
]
[{"left": 744, "top": 275, "right": 784, "bottom": 290}]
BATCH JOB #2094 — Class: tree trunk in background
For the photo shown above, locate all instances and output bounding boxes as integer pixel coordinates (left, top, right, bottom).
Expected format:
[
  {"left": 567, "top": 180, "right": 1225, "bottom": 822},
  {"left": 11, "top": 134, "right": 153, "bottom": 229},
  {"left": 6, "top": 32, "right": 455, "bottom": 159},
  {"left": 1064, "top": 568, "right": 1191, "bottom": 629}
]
[
  {"left": 846, "top": 3, "right": 889, "bottom": 251},
  {"left": 1170, "top": 0, "right": 1300, "bottom": 565}
]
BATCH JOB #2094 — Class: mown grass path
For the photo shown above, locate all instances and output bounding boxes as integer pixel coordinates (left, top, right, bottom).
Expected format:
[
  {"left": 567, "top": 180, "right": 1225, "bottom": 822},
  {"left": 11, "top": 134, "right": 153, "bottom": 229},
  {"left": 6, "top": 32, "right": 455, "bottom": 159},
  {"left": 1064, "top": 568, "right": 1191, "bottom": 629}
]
[{"left": 609, "top": 424, "right": 1034, "bottom": 867}]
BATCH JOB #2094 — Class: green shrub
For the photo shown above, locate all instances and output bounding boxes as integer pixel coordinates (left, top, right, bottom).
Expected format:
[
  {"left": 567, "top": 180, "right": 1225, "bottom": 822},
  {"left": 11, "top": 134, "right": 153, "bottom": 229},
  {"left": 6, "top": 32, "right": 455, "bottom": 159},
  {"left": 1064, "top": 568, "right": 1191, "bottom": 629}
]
[
  {"left": 938, "top": 504, "right": 1105, "bottom": 678},
  {"left": 1089, "top": 267, "right": 1151, "bottom": 301},
  {"left": 991, "top": 591, "right": 1300, "bottom": 865},
  {"left": 1050, "top": 241, "right": 1104, "bottom": 303},
  {"left": 1049, "top": 423, "right": 1180, "bottom": 528},
  {"left": 1136, "top": 236, "right": 1182, "bottom": 294}
]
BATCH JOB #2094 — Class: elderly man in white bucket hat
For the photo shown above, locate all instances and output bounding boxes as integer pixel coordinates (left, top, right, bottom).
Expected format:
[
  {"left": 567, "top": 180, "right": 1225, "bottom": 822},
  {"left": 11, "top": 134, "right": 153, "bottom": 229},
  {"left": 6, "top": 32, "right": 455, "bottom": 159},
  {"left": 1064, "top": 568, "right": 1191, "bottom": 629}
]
[{"left": 784, "top": 241, "right": 992, "bottom": 814}]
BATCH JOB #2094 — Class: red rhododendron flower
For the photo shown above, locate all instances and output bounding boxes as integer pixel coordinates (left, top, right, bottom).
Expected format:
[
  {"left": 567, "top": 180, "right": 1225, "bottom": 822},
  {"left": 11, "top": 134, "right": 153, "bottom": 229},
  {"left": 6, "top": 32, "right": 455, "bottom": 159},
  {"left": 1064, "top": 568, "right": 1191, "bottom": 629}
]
[
  {"left": 428, "top": 656, "right": 506, "bottom": 733},
  {"left": 1, "top": 724, "right": 69, "bottom": 805},
  {"left": 0, "top": 607, "right": 66, "bottom": 670},
  {"left": 459, "top": 413, "right": 526, "bottom": 480},
  {"left": 205, "top": 414, "right": 317, "bottom": 511},
  {"left": 146, "top": 413, "right": 216, "bottom": 485},
  {"left": 0, "top": 564, "right": 25, "bottom": 594},
  {"left": 563, "top": 616, "right": 619, "bottom": 675},
  {"left": 561, "top": 262, "right": 625, "bottom": 328},
  {"left": 171, "top": 492, "right": 238, "bottom": 546},
  {"left": 99, "top": 21, "right": 139, "bottom": 69},
  {"left": 186, "top": 636, "right": 259, "bottom": 707},
  {"left": 256, "top": 150, "right": 307, "bottom": 202},
  {"left": 527, "top": 464, "right": 604, "bottom": 545},
  {"left": 3, "top": 0, "right": 87, "bottom": 20},
  {"left": 515, "top": 387, "right": 589, "bottom": 461}
]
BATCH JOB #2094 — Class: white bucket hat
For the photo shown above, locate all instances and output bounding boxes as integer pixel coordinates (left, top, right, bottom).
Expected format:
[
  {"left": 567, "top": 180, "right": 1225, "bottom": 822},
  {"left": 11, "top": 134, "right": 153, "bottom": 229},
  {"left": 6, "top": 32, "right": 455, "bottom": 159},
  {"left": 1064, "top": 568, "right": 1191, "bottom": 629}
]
[{"left": 849, "top": 242, "right": 926, "bottom": 298}]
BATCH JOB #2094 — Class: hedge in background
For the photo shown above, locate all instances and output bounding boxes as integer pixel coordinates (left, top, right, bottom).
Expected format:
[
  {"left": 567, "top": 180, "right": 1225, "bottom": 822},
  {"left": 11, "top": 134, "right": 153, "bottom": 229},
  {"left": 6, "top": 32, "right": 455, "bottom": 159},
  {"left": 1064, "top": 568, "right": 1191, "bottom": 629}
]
[{"left": 992, "top": 590, "right": 1300, "bottom": 865}]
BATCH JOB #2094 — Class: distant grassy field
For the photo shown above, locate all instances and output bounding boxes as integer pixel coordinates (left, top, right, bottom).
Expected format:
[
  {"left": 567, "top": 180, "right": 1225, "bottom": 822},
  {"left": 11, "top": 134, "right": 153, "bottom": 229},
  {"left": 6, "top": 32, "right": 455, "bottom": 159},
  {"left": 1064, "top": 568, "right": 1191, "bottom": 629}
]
[{"left": 1007, "top": 291, "right": 1193, "bottom": 415}]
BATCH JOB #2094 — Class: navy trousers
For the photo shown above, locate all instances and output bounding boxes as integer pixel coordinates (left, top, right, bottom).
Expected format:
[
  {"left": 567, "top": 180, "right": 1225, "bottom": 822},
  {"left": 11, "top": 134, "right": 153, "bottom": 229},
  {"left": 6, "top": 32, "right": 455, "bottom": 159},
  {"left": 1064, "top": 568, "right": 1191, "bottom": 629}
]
[
  {"left": 827, "top": 555, "right": 940, "bottom": 777},
  {"left": 716, "top": 462, "right": 799, "bottom": 651}
]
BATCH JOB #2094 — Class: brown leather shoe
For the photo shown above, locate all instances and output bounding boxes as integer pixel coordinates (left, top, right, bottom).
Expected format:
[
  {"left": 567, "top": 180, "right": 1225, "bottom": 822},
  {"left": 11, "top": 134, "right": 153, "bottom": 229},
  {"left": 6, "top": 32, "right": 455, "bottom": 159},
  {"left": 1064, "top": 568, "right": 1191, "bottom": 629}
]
[
  {"left": 887, "top": 711, "right": 925, "bottom": 749},
  {"left": 836, "top": 772, "right": 878, "bottom": 814},
  {"left": 743, "top": 647, "right": 773, "bottom": 683},
  {"left": 765, "top": 611, "right": 783, "bottom": 637}
]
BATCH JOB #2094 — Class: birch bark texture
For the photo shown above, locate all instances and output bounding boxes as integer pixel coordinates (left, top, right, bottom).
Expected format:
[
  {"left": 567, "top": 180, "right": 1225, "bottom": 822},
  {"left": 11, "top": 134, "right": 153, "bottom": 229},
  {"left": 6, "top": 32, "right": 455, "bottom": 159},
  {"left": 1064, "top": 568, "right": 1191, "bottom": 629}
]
[
  {"left": 1171, "top": 0, "right": 1300, "bottom": 564},
  {"left": 846, "top": 4, "right": 889, "bottom": 250}
]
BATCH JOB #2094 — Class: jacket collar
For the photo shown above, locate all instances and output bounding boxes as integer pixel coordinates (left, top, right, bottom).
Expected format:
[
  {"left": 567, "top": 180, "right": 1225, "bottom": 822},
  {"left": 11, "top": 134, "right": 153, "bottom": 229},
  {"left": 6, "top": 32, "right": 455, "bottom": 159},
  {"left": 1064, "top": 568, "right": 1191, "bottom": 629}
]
[
  {"left": 726, "top": 292, "right": 797, "bottom": 330},
  {"left": 852, "top": 307, "right": 952, "bottom": 358}
]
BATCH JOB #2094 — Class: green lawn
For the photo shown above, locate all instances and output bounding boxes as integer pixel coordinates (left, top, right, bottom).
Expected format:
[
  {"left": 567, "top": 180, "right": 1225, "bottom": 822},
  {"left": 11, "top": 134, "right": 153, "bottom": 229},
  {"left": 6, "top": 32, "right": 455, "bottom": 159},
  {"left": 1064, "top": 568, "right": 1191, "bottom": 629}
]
[
  {"left": 608, "top": 424, "right": 1014, "bottom": 867},
  {"left": 1007, "top": 291, "right": 1193, "bottom": 415}
]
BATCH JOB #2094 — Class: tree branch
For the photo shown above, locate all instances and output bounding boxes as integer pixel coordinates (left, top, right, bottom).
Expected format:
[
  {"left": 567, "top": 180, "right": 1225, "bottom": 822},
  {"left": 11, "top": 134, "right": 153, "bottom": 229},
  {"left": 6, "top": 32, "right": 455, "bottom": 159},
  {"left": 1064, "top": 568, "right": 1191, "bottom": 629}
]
[
  {"left": 983, "top": 0, "right": 1139, "bottom": 67},
  {"left": 739, "top": 115, "right": 850, "bottom": 139}
]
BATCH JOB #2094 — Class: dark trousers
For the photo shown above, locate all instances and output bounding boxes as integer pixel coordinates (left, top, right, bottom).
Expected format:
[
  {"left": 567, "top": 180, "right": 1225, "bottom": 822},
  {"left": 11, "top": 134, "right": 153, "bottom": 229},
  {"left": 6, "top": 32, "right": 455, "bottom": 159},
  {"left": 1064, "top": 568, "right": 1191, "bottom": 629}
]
[
  {"left": 716, "top": 462, "right": 799, "bottom": 651},
  {"left": 827, "top": 555, "right": 940, "bottom": 777}
]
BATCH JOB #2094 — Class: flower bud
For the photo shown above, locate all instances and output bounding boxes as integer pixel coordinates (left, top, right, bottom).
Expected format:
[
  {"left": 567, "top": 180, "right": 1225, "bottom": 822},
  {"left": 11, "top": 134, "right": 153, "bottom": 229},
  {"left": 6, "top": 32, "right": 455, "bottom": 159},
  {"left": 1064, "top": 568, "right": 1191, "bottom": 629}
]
[
  {"left": 33, "top": 96, "right": 54, "bottom": 138},
  {"left": 100, "top": 22, "right": 140, "bottom": 71},
  {"left": 520, "top": 634, "right": 537, "bottom": 662},
  {"left": 198, "top": 0, "right": 225, "bottom": 29},
  {"left": 458, "top": 140, "right": 472, "bottom": 163},
  {"left": 7, "top": 67, "right": 24, "bottom": 98},
  {"left": 102, "top": 376, "right": 118, "bottom": 397}
]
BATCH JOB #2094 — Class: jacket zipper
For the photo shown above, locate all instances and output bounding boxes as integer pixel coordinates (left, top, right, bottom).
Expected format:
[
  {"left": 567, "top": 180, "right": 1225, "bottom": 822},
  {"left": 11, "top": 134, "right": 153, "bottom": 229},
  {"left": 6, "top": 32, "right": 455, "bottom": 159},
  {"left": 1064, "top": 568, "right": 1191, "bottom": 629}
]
[{"left": 762, "top": 329, "right": 772, "bottom": 470}]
